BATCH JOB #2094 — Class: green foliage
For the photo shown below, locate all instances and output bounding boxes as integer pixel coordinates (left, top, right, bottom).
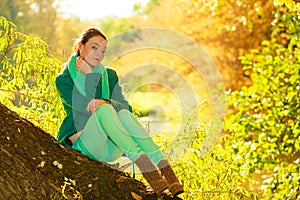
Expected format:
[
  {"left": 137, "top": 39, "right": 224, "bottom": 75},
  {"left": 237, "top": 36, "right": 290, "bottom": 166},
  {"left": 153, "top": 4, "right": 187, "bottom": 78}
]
[
  {"left": 0, "top": 16, "right": 64, "bottom": 135},
  {"left": 147, "top": 103, "right": 257, "bottom": 199},
  {"left": 175, "top": 136, "right": 256, "bottom": 199},
  {"left": 97, "top": 17, "right": 136, "bottom": 39},
  {"left": 0, "top": 0, "right": 58, "bottom": 44},
  {"left": 133, "top": 0, "right": 160, "bottom": 15},
  {"left": 274, "top": 0, "right": 300, "bottom": 11},
  {"left": 156, "top": 118, "right": 258, "bottom": 200},
  {"left": 98, "top": 17, "right": 140, "bottom": 65},
  {"left": 226, "top": 9, "right": 300, "bottom": 199}
]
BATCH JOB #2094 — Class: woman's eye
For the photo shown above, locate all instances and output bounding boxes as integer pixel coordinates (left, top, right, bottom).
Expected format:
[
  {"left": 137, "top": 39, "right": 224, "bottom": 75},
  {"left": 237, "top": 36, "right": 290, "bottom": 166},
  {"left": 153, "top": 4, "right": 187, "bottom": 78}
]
[{"left": 92, "top": 46, "right": 98, "bottom": 50}]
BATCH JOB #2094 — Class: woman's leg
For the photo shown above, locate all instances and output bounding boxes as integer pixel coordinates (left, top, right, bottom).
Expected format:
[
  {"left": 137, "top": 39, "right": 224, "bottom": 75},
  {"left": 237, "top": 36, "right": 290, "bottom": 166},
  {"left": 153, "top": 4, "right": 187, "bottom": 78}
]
[
  {"left": 117, "top": 109, "right": 184, "bottom": 196},
  {"left": 117, "top": 109, "right": 165, "bottom": 165},
  {"left": 72, "top": 107, "right": 123, "bottom": 162},
  {"left": 73, "top": 104, "right": 168, "bottom": 193},
  {"left": 73, "top": 104, "right": 144, "bottom": 162}
]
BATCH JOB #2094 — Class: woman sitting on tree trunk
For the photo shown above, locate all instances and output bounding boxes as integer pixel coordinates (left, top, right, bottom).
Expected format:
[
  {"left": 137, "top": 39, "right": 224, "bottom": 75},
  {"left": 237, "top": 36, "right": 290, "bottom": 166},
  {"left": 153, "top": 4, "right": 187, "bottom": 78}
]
[{"left": 55, "top": 27, "right": 184, "bottom": 196}]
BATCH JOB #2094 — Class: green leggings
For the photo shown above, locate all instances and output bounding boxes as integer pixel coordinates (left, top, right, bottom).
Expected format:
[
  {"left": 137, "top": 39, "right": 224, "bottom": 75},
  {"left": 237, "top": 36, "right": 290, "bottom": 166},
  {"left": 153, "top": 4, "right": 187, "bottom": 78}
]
[{"left": 72, "top": 104, "right": 165, "bottom": 165}]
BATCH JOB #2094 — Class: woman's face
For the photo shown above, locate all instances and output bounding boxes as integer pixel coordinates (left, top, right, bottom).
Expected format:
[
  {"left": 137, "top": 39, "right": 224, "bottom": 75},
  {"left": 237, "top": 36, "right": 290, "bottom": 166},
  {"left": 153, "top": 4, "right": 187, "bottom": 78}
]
[{"left": 79, "top": 36, "right": 107, "bottom": 67}]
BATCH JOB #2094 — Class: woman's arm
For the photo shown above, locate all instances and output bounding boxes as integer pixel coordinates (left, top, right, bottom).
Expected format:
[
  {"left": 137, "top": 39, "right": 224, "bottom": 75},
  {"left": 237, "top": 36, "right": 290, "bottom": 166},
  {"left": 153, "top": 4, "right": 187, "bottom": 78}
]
[
  {"left": 55, "top": 69, "right": 100, "bottom": 115},
  {"left": 107, "top": 68, "right": 133, "bottom": 112}
]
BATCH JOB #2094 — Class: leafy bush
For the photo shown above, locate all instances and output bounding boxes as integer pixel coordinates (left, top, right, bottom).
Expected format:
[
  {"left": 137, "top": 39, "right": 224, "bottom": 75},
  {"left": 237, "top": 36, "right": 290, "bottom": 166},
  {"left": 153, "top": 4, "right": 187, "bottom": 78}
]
[
  {"left": 0, "top": 16, "right": 64, "bottom": 135},
  {"left": 174, "top": 133, "right": 257, "bottom": 199},
  {"left": 161, "top": 103, "right": 258, "bottom": 199},
  {"left": 225, "top": 10, "right": 300, "bottom": 199}
]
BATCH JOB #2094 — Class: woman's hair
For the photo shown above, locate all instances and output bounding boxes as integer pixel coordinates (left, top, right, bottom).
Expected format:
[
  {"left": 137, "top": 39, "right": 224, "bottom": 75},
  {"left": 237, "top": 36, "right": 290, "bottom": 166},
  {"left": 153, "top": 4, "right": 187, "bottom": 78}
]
[{"left": 73, "top": 27, "right": 107, "bottom": 55}]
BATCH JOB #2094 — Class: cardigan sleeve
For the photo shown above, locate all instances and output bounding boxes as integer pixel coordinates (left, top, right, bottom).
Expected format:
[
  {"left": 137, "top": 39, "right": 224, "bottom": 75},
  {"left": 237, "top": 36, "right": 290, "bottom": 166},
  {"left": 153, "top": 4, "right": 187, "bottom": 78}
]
[
  {"left": 56, "top": 68, "right": 103, "bottom": 113},
  {"left": 56, "top": 72, "right": 87, "bottom": 116},
  {"left": 107, "top": 68, "right": 133, "bottom": 112}
]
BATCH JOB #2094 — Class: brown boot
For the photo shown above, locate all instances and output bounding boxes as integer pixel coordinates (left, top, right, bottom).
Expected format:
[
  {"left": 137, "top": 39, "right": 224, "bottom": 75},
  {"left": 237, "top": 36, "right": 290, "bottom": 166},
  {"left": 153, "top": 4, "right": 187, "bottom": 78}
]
[
  {"left": 135, "top": 155, "right": 168, "bottom": 193},
  {"left": 158, "top": 160, "right": 184, "bottom": 196}
]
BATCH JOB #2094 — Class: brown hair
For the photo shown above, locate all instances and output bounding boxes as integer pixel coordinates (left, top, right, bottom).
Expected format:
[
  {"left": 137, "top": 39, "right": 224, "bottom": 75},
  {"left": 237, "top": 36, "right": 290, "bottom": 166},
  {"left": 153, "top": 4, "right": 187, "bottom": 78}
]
[{"left": 73, "top": 27, "right": 107, "bottom": 55}]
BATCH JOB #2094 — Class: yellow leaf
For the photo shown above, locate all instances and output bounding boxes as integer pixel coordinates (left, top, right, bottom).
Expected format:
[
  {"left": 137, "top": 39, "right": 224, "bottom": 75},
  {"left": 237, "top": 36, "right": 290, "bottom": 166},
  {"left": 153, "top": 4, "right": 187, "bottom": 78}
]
[
  {"left": 285, "top": 0, "right": 295, "bottom": 10},
  {"left": 274, "top": 0, "right": 299, "bottom": 11},
  {"left": 274, "top": 0, "right": 284, "bottom": 6},
  {"left": 131, "top": 192, "right": 142, "bottom": 200}
]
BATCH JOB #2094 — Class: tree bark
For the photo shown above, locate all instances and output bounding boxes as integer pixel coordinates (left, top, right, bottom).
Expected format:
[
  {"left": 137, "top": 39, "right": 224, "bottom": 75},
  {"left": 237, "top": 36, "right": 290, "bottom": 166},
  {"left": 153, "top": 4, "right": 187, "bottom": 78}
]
[{"left": 0, "top": 103, "right": 179, "bottom": 200}]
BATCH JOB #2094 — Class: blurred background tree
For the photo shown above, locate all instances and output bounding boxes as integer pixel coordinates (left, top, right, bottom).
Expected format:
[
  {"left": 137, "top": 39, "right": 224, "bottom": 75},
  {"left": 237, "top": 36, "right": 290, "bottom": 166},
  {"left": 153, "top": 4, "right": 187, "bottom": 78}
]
[
  {"left": 131, "top": 0, "right": 276, "bottom": 90},
  {"left": 0, "top": 0, "right": 58, "bottom": 43}
]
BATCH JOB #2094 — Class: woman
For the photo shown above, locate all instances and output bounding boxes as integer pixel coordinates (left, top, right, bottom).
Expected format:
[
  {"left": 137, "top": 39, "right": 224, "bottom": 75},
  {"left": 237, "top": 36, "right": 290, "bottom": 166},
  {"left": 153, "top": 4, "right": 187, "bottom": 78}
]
[{"left": 55, "top": 27, "right": 184, "bottom": 196}]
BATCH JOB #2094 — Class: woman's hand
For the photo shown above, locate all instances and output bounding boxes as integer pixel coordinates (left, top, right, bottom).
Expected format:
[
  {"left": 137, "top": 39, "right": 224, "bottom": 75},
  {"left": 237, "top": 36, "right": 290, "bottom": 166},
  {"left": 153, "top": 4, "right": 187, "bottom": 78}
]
[
  {"left": 86, "top": 99, "right": 111, "bottom": 113},
  {"left": 76, "top": 56, "right": 93, "bottom": 74}
]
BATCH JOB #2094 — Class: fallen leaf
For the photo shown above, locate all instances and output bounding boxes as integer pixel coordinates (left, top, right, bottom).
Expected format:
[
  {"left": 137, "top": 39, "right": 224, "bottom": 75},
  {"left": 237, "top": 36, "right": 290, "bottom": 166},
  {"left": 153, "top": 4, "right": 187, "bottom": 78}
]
[{"left": 131, "top": 192, "right": 142, "bottom": 200}]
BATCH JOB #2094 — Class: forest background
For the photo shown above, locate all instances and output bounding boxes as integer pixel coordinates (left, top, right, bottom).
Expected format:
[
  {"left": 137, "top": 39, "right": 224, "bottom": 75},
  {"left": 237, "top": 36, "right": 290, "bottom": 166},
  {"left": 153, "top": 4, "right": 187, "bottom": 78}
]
[{"left": 0, "top": 0, "right": 299, "bottom": 199}]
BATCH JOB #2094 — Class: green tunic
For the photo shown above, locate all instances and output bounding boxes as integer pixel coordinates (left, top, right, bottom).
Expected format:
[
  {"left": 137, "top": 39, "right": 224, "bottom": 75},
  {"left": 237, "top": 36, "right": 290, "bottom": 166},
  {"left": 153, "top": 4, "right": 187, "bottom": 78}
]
[{"left": 55, "top": 66, "right": 132, "bottom": 148}]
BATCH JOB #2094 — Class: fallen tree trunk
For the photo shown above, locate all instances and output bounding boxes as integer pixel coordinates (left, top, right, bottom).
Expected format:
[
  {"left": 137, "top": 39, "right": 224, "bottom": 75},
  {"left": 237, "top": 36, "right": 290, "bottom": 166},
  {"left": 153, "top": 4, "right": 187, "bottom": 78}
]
[{"left": 0, "top": 103, "right": 179, "bottom": 200}]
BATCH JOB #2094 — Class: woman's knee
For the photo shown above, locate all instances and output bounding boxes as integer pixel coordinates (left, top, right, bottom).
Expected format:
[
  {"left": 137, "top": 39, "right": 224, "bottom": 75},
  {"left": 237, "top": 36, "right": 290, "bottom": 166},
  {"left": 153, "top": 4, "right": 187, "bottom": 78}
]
[
  {"left": 117, "top": 109, "right": 131, "bottom": 117},
  {"left": 94, "top": 103, "right": 115, "bottom": 118},
  {"left": 96, "top": 103, "right": 113, "bottom": 112},
  {"left": 118, "top": 109, "right": 136, "bottom": 122},
  {"left": 118, "top": 109, "right": 145, "bottom": 130}
]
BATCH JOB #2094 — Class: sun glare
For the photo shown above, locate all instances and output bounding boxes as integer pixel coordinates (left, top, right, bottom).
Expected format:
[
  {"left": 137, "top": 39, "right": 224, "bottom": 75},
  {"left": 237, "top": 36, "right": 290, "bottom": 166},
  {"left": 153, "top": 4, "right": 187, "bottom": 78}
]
[{"left": 57, "top": 0, "right": 149, "bottom": 20}]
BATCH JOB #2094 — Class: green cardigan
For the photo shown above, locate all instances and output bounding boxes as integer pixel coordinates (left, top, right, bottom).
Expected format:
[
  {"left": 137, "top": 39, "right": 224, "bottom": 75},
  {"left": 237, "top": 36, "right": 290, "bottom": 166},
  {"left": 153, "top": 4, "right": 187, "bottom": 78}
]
[{"left": 55, "top": 66, "right": 132, "bottom": 148}]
